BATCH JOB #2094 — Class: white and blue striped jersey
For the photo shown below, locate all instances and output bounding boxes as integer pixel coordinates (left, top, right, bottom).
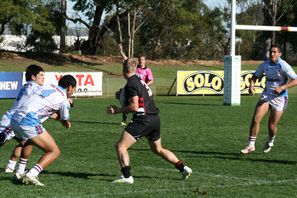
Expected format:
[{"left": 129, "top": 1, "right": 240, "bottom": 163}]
[
  {"left": 12, "top": 84, "right": 70, "bottom": 127},
  {"left": 254, "top": 58, "right": 297, "bottom": 97},
  {"left": 0, "top": 81, "right": 43, "bottom": 131},
  {"left": 5, "top": 81, "right": 43, "bottom": 120}
]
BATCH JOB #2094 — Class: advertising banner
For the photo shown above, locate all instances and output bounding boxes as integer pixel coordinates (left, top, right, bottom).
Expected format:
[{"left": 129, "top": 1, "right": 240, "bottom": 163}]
[
  {"left": 41, "top": 72, "right": 103, "bottom": 97},
  {"left": 176, "top": 70, "right": 266, "bottom": 95},
  {"left": 0, "top": 72, "right": 23, "bottom": 98}
]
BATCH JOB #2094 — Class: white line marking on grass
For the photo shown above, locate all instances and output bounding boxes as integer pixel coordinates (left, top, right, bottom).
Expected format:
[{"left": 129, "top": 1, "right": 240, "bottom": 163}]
[
  {"left": 54, "top": 177, "right": 297, "bottom": 198},
  {"left": 51, "top": 166, "right": 297, "bottom": 198}
]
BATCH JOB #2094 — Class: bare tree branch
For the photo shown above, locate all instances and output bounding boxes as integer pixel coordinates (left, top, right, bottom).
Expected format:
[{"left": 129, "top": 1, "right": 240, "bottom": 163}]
[{"left": 63, "top": 12, "right": 91, "bottom": 29}]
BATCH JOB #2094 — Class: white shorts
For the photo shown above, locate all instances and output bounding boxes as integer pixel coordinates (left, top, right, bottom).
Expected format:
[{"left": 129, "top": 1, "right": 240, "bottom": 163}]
[
  {"left": 0, "top": 114, "right": 11, "bottom": 131},
  {"left": 10, "top": 119, "right": 46, "bottom": 141},
  {"left": 260, "top": 94, "right": 288, "bottom": 112}
]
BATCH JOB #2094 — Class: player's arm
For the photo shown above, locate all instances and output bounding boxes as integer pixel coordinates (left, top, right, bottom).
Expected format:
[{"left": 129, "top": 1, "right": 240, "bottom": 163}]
[
  {"left": 107, "top": 96, "right": 139, "bottom": 115},
  {"left": 50, "top": 112, "right": 60, "bottom": 120},
  {"left": 274, "top": 78, "right": 297, "bottom": 94},
  {"left": 118, "top": 43, "right": 128, "bottom": 61},
  {"left": 275, "top": 63, "right": 297, "bottom": 94},
  {"left": 146, "top": 68, "right": 154, "bottom": 86},
  {"left": 249, "top": 74, "right": 258, "bottom": 95},
  {"left": 58, "top": 100, "right": 71, "bottom": 129}
]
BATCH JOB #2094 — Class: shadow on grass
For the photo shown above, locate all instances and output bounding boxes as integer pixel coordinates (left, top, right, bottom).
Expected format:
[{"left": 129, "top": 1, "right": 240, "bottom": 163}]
[
  {"left": 164, "top": 102, "right": 223, "bottom": 107},
  {"left": 130, "top": 148, "right": 297, "bottom": 165},
  {"left": 42, "top": 170, "right": 176, "bottom": 182},
  {"left": 71, "top": 120, "right": 119, "bottom": 125}
]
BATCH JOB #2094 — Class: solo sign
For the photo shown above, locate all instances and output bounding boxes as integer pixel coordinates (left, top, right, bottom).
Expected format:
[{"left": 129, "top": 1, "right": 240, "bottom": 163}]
[{"left": 176, "top": 70, "right": 265, "bottom": 95}]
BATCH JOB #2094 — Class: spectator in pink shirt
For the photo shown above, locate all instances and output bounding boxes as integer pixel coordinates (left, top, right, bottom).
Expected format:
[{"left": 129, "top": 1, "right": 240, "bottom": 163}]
[{"left": 137, "top": 56, "right": 154, "bottom": 86}]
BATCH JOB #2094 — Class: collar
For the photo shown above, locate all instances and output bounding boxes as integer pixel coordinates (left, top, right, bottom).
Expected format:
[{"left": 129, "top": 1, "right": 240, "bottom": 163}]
[
  {"left": 270, "top": 57, "right": 281, "bottom": 65},
  {"left": 137, "top": 65, "right": 147, "bottom": 69}
]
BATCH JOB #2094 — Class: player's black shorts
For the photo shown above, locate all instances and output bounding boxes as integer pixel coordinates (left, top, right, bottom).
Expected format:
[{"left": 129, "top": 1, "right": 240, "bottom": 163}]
[{"left": 125, "top": 114, "right": 160, "bottom": 141}]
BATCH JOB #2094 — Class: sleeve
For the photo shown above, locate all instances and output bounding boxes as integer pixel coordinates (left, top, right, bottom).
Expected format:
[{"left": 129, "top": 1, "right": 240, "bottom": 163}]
[
  {"left": 254, "top": 62, "right": 265, "bottom": 78},
  {"left": 146, "top": 68, "right": 154, "bottom": 81},
  {"left": 281, "top": 61, "right": 297, "bottom": 80},
  {"left": 59, "top": 99, "right": 71, "bottom": 121},
  {"left": 125, "top": 83, "right": 139, "bottom": 100}
]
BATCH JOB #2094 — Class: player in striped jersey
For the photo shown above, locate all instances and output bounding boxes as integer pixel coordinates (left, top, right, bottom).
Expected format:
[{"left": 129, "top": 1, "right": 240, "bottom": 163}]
[
  {"left": 0, "top": 65, "right": 45, "bottom": 173},
  {"left": 10, "top": 75, "right": 76, "bottom": 186}
]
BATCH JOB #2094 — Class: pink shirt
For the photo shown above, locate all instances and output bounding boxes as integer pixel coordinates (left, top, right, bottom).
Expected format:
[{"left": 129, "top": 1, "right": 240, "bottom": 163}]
[{"left": 136, "top": 66, "right": 154, "bottom": 83}]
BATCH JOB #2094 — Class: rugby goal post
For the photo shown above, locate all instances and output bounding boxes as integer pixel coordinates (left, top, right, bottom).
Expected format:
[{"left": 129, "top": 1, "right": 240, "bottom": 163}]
[{"left": 224, "top": 0, "right": 297, "bottom": 106}]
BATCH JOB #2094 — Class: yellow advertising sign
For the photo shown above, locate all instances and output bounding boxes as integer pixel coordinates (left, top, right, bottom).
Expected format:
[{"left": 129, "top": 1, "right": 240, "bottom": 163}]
[{"left": 176, "top": 70, "right": 266, "bottom": 95}]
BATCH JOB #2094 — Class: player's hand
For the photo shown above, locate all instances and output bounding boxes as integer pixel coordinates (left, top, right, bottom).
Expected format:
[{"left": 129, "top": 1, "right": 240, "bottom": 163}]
[
  {"left": 118, "top": 43, "right": 123, "bottom": 51},
  {"left": 273, "top": 86, "right": 285, "bottom": 95},
  {"left": 248, "top": 87, "right": 255, "bottom": 95},
  {"left": 61, "top": 120, "right": 71, "bottom": 129},
  {"left": 68, "top": 98, "right": 74, "bottom": 107},
  {"left": 107, "top": 105, "right": 118, "bottom": 115},
  {"left": 115, "top": 89, "right": 122, "bottom": 99}
]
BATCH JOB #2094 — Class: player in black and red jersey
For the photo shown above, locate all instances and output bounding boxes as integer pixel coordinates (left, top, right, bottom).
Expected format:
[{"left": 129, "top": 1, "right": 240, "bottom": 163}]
[{"left": 107, "top": 58, "right": 192, "bottom": 184}]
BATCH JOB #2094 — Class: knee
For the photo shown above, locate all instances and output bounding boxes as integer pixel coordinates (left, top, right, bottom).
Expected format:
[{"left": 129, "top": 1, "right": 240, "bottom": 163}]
[
  {"left": 51, "top": 147, "right": 61, "bottom": 158},
  {"left": 151, "top": 147, "right": 163, "bottom": 155},
  {"left": 115, "top": 142, "right": 126, "bottom": 152},
  {"left": 252, "top": 117, "right": 261, "bottom": 124},
  {"left": 268, "top": 123, "right": 277, "bottom": 131}
]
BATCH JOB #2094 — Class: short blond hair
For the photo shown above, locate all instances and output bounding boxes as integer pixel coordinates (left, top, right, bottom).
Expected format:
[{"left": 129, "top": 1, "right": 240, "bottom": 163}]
[{"left": 123, "top": 58, "right": 138, "bottom": 74}]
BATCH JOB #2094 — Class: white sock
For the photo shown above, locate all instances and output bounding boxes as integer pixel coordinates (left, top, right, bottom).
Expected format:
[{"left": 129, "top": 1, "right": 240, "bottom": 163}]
[
  {"left": 248, "top": 136, "right": 256, "bottom": 147},
  {"left": 268, "top": 135, "right": 275, "bottom": 144},
  {"left": 16, "top": 158, "right": 28, "bottom": 174},
  {"left": 6, "top": 160, "right": 17, "bottom": 170},
  {"left": 27, "top": 164, "right": 43, "bottom": 177}
]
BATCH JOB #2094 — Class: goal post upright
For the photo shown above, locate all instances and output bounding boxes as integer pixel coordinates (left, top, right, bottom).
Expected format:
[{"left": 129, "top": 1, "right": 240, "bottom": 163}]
[{"left": 224, "top": 0, "right": 241, "bottom": 106}]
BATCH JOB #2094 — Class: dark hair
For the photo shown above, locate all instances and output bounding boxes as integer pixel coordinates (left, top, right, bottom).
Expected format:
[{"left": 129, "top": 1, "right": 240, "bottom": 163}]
[
  {"left": 270, "top": 45, "right": 281, "bottom": 53},
  {"left": 58, "top": 75, "right": 77, "bottom": 89},
  {"left": 25, "top": 64, "right": 44, "bottom": 81}
]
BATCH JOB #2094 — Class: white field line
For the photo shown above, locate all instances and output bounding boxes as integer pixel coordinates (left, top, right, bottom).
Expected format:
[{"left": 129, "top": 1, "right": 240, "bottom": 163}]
[{"left": 53, "top": 166, "right": 297, "bottom": 198}]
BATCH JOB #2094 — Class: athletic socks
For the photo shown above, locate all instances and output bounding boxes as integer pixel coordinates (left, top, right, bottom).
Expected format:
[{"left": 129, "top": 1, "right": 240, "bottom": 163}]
[
  {"left": 6, "top": 159, "right": 17, "bottom": 171},
  {"left": 175, "top": 160, "right": 185, "bottom": 172},
  {"left": 268, "top": 135, "right": 275, "bottom": 144},
  {"left": 248, "top": 136, "right": 256, "bottom": 147},
  {"left": 27, "top": 164, "right": 43, "bottom": 177},
  {"left": 121, "top": 166, "right": 131, "bottom": 178},
  {"left": 16, "top": 158, "right": 28, "bottom": 174}
]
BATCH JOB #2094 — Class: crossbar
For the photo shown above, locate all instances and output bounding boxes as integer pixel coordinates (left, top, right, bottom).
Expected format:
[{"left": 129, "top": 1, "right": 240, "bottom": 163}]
[{"left": 236, "top": 25, "right": 297, "bottom": 32}]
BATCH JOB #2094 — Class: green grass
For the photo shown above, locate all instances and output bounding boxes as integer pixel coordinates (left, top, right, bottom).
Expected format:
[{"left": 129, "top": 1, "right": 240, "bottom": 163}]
[{"left": 1, "top": 95, "right": 297, "bottom": 197}]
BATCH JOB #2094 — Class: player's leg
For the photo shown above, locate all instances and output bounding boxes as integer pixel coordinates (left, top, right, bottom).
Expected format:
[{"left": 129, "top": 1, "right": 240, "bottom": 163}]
[
  {"left": 148, "top": 139, "right": 192, "bottom": 179},
  {"left": 241, "top": 100, "right": 269, "bottom": 154},
  {"left": 15, "top": 142, "right": 33, "bottom": 179},
  {"left": 113, "top": 131, "right": 136, "bottom": 184},
  {"left": 263, "top": 109, "right": 283, "bottom": 153},
  {"left": 22, "top": 131, "right": 60, "bottom": 186},
  {"left": 5, "top": 143, "right": 23, "bottom": 173}
]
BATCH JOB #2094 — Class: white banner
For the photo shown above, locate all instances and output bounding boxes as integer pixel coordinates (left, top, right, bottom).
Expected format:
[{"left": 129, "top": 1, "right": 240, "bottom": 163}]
[{"left": 23, "top": 72, "right": 103, "bottom": 97}]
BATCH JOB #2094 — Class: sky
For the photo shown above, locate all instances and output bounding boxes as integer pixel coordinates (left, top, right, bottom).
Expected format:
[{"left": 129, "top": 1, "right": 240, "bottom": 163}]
[
  {"left": 204, "top": 0, "right": 228, "bottom": 9},
  {"left": 66, "top": 0, "right": 229, "bottom": 28}
]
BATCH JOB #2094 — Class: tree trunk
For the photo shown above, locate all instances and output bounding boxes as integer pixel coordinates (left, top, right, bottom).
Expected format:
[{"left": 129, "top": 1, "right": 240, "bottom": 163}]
[{"left": 60, "top": 0, "right": 67, "bottom": 53}]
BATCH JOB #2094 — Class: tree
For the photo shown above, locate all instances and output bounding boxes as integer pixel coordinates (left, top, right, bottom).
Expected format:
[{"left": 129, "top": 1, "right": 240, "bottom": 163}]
[{"left": 65, "top": 0, "right": 118, "bottom": 55}]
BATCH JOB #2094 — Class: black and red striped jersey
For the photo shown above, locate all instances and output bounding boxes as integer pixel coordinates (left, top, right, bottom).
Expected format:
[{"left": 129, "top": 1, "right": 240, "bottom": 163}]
[{"left": 124, "top": 74, "right": 159, "bottom": 116}]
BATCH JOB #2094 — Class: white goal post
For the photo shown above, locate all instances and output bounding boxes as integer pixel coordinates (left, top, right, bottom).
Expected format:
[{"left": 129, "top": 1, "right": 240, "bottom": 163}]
[{"left": 224, "top": 0, "right": 297, "bottom": 106}]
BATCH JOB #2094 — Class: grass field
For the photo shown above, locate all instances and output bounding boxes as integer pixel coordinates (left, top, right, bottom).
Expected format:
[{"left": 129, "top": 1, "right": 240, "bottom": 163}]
[{"left": 1, "top": 95, "right": 297, "bottom": 197}]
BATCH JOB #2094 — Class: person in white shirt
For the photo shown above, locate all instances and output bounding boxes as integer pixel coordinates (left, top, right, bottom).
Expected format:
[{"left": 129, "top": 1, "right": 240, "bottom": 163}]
[
  {"left": 0, "top": 65, "right": 45, "bottom": 173},
  {"left": 241, "top": 45, "right": 297, "bottom": 154},
  {"left": 10, "top": 75, "right": 77, "bottom": 186}
]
